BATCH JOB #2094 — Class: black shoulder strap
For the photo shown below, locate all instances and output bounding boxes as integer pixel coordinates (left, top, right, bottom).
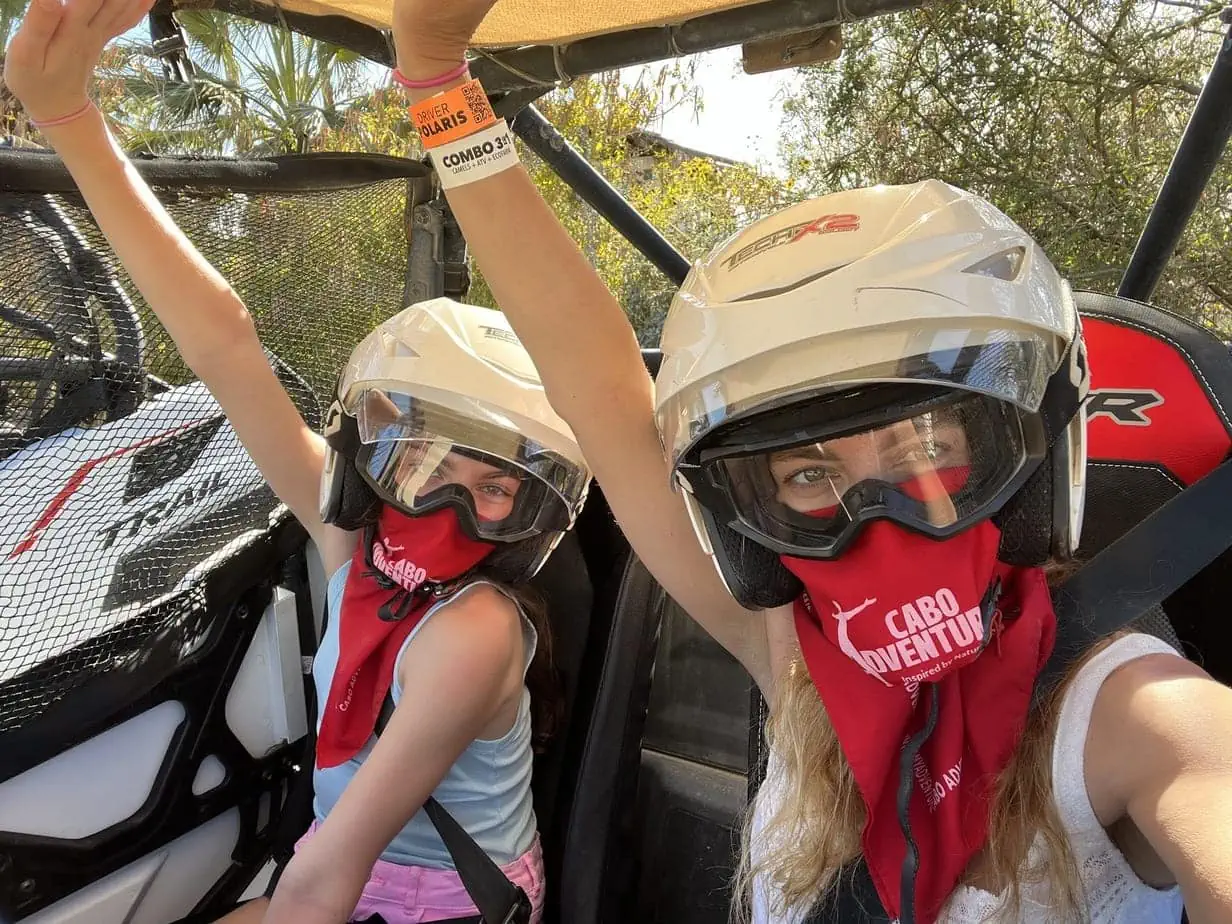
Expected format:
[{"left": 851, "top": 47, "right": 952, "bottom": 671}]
[
  {"left": 1036, "top": 457, "right": 1232, "bottom": 704},
  {"left": 375, "top": 694, "right": 532, "bottom": 924},
  {"left": 747, "top": 687, "right": 769, "bottom": 806},
  {"left": 802, "top": 859, "right": 893, "bottom": 924}
]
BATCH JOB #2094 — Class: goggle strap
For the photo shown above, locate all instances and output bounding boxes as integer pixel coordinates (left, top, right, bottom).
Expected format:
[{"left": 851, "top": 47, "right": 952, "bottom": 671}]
[
  {"left": 324, "top": 401, "right": 362, "bottom": 455},
  {"left": 1037, "top": 337, "right": 1087, "bottom": 446}
]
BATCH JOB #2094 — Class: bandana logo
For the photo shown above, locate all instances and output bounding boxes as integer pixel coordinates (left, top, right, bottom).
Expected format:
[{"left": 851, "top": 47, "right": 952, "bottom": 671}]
[
  {"left": 829, "top": 596, "right": 890, "bottom": 687},
  {"left": 833, "top": 589, "right": 985, "bottom": 687},
  {"left": 370, "top": 536, "right": 428, "bottom": 592},
  {"left": 336, "top": 670, "right": 360, "bottom": 713},
  {"left": 912, "top": 749, "right": 963, "bottom": 812}
]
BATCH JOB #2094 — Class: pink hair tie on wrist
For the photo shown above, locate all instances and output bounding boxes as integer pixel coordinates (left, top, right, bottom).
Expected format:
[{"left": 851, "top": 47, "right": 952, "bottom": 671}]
[
  {"left": 392, "top": 60, "right": 470, "bottom": 90},
  {"left": 29, "top": 100, "right": 96, "bottom": 129}
]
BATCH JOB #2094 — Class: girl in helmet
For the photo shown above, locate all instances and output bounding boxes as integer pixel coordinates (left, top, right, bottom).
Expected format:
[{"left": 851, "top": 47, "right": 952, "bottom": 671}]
[
  {"left": 380, "top": 2, "right": 1232, "bottom": 923},
  {"left": 4, "top": 6, "right": 590, "bottom": 924}
]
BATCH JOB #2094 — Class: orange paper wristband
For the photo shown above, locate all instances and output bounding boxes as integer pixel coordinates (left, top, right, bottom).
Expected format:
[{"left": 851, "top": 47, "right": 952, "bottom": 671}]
[{"left": 410, "top": 78, "right": 497, "bottom": 149}]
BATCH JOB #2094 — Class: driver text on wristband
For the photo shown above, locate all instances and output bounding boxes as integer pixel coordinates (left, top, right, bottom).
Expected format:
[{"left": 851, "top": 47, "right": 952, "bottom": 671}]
[{"left": 409, "top": 79, "right": 497, "bottom": 148}]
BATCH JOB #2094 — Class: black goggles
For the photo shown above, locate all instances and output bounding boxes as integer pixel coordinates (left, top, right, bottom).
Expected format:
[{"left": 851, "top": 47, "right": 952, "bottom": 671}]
[{"left": 675, "top": 385, "right": 1049, "bottom": 559}]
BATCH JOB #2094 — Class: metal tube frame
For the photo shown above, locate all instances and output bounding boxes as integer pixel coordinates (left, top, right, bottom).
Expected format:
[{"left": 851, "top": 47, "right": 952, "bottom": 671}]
[
  {"left": 126, "top": 0, "right": 1232, "bottom": 312},
  {"left": 403, "top": 181, "right": 473, "bottom": 305},
  {"left": 158, "top": 0, "right": 930, "bottom": 94},
  {"left": 510, "top": 105, "right": 691, "bottom": 285},
  {"left": 1118, "top": 10, "right": 1232, "bottom": 303}
]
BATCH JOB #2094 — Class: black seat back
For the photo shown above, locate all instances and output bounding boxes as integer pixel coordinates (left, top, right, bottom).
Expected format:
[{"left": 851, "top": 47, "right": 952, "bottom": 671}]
[
  {"left": 1077, "top": 291, "right": 1232, "bottom": 681},
  {"left": 526, "top": 530, "right": 594, "bottom": 837}
]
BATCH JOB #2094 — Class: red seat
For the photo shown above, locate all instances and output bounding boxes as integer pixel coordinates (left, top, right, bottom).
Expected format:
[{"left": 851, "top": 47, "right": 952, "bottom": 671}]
[{"left": 1077, "top": 291, "right": 1232, "bottom": 682}]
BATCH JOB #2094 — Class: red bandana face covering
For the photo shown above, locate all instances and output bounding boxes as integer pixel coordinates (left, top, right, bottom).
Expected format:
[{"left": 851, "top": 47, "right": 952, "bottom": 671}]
[
  {"left": 316, "top": 505, "right": 494, "bottom": 769},
  {"left": 781, "top": 510, "right": 1057, "bottom": 923}
]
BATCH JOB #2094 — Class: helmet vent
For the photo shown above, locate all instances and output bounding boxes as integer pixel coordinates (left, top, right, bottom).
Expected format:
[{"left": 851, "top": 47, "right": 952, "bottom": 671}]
[
  {"left": 731, "top": 262, "right": 851, "bottom": 302},
  {"left": 963, "top": 247, "right": 1026, "bottom": 281}
]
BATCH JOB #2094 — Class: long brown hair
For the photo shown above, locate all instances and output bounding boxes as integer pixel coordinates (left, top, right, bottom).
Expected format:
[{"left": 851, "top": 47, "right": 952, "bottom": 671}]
[
  {"left": 734, "top": 564, "right": 1118, "bottom": 923},
  {"left": 483, "top": 577, "right": 563, "bottom": 754}
]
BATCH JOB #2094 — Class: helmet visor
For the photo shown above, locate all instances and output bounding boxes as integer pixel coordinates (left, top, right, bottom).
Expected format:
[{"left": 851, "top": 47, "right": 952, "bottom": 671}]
[
  {"left": 682, "top": 389, "right": 1045, "bottom": 557},
  {"left": 659, "top": 324, "right": 1064, "bottom": 473},
  {"left": 353, "top": 388, "right": 589, "bottom": 541}
]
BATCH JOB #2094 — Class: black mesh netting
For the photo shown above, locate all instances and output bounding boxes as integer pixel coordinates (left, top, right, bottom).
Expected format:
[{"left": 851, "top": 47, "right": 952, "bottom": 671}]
[{"left": 0, "top": 152, "right": 425, "bottom": 734}]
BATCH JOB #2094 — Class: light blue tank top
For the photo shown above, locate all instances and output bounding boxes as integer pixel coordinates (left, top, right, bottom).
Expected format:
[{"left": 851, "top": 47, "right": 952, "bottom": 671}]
[{"left": 312, "top": 560, "right": 538, "bottom": 868}]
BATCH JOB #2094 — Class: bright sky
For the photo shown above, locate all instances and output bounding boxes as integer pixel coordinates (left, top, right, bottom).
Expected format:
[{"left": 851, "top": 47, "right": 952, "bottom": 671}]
[{"left": 622, "top": 45, "right": 801, "bottom": 172}]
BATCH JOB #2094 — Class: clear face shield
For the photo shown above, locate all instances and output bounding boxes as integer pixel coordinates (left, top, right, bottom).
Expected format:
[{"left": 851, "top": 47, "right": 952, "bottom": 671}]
[{"left": 351, "top": 388, "right": 589, "bottom": 542}]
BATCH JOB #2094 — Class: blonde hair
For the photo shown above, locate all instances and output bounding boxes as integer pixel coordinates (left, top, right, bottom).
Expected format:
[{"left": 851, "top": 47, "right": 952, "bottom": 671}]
[{"left": 732, "top": 629, "right": 1127, "bottom": 924}]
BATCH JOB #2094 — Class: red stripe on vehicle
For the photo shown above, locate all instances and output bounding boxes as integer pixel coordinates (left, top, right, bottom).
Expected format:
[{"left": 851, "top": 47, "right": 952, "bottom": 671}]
[{"left": 9, "top": 419, "right": 213, "bottom": 558}]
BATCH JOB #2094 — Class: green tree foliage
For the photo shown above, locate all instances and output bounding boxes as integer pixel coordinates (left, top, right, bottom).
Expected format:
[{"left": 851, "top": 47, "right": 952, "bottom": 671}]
[
  {"left": 5, "top": 0, "right": 781, "bottom": 346},
  {"left": 94, "top": 11, "right": 366, "bottom": 155},
  {"left": 779, "top": 0, "right": 1232, "bottom": 332},
  {"left": 8, "top": 0, "right": 1227, "bottom": 358},
  {"left": 312, "top": 66, "right": 791, "bottom": 342},
  {"left": 467, "top": 70, "right": 793, "bottom": 343}
]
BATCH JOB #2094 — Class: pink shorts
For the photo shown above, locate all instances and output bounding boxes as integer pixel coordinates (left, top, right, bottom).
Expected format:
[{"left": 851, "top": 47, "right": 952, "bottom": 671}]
[{"left": 294, "top": 821, "right": 545, "bottom": 924}]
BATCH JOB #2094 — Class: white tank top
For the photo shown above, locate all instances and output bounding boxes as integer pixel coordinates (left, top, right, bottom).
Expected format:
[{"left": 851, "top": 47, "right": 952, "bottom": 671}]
[{"left": 751, "top": 633, "right": 1186, "bottom": 924}]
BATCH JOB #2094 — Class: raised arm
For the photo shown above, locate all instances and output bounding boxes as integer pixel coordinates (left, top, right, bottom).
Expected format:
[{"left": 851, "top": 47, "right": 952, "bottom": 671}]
[
  {"left": 387, "top": 1, "right": 771, "bottom": 687},
  {"left": 4, "top": 0, "right": 355, "bottom": 573}
]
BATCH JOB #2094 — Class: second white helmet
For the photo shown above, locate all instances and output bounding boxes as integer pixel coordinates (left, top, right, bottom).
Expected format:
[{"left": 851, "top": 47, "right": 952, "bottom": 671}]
[{"left": 321, "top": 298, "right": 592, "bottom": 582}]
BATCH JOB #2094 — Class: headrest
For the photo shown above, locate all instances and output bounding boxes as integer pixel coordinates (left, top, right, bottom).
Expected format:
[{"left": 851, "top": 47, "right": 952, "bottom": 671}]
[
  {"left": 1076, "top": 291, "right": 1232, "bottom": 682},
  {"left": 1077, "top": 291, "right": 1232, "bottom": 556}
]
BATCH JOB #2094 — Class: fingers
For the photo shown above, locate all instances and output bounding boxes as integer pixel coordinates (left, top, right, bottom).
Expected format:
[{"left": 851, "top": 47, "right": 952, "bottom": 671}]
[
  {"left": 62, "top": 0, "right": 108, "bottom": 34},
  {"left": 9, "top": 0, "right": 66, "bottom": 69},
  {"left": 123, "top": 0, "right": 159, "bottom": 35},
  {"left": 922, "top": 480, "right": 959, "bottom": 528},
  {"left": 97, "top": 0, "right": 157, "bottom": 40}
]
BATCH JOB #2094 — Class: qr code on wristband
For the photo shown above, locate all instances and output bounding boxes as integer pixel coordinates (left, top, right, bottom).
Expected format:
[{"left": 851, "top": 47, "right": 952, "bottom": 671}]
[{"left": 461, "top": 80, "right": 495, "bottom": 125}]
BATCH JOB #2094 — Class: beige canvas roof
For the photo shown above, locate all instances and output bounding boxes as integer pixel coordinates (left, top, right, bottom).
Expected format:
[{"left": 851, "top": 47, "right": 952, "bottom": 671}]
[{"left": 246, "top": 0, "right": 774, "bottom": 47}]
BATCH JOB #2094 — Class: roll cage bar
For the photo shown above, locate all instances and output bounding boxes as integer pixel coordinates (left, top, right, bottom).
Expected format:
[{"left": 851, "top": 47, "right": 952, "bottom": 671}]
[{"left": 141, "top": 1, "right": 1232, "bottom": 304}]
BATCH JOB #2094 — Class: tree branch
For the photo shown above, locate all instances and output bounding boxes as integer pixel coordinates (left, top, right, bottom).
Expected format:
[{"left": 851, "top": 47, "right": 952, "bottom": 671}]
[
  {"left": 1152, "top": 0, "right": 1214, "bottom": 12},
  {"left": 1043, "top": 0, "right": 1203, "bottom": 95},
  {"left": 1205, "top": 281, "right": 1232, "bottom": 308}
]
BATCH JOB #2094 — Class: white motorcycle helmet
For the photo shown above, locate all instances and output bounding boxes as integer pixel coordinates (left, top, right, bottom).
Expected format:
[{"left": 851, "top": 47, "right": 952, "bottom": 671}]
[
  {"left": 320, "top": 298, "right": 592, "bottom": 583},
  {"left": 656, "top": 180, "right": 1089, "bottom": 609}
]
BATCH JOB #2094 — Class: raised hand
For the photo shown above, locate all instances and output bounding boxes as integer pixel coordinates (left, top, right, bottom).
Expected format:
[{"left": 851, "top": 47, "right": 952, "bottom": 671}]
[
  {"left": 390, "top": 0, "right": 498, "bottom": 81},
  {"left": 3, "top": 0, "right": 155, "bottom": 125}
]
